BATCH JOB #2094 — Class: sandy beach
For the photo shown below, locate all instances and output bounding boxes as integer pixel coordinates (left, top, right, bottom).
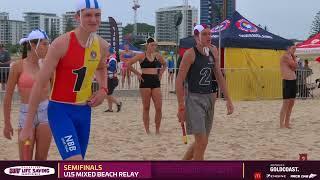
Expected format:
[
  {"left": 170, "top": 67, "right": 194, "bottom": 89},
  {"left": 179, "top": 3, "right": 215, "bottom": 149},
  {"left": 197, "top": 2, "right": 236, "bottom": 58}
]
[
  {"left": 0, "top": 62, "right": 319, "bottom": 161},
  {"left": 0, "top": 98, "right": 319, "bottom": 161}
]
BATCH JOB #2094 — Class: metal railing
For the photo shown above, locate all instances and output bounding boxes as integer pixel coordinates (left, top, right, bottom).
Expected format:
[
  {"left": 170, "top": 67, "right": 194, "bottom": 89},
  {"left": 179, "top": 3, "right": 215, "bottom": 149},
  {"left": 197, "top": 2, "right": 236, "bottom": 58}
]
[
  {"left": 295, "top": 68, "right": 318, "bottom": 99},
  {"left": 92, "top": 66, "right": 177, "bottom": 101},
  {"left": 91, "top": 68, "right": 320, "bottom": 101},
  {"left": 1, "top": 67, "right": 319, "bottom": 104},
  {"left": 221, "top": 68, "right": 319, "bottom": 100},
  {"left": 0, "top": 66, "right": 10, "bottom": 101}
]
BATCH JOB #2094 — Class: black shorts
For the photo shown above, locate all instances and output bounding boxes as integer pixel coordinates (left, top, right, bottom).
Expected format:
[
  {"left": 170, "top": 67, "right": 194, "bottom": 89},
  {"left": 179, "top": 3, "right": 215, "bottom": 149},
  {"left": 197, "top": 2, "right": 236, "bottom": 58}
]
[
  {"left": 140, "top": 74, "right": 160, "bottom": 89},
  {"left": 107, "top": 77, "right": 119, "bottom": 95},
  {"left": 283, "top": 79, "right": 297, "bottom": 99},
  {"left": 168, "top": 69, "right": 175, "bottom": 74},
  {"left": 0, "top": 64, "right": 10, "bottom": 83}
]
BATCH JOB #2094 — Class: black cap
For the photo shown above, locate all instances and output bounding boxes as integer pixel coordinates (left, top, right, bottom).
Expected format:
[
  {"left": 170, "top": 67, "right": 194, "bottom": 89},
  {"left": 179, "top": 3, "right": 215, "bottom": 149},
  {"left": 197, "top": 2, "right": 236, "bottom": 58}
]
[{"left": 146, "top": 37, "right": 155, "bottom": 44}]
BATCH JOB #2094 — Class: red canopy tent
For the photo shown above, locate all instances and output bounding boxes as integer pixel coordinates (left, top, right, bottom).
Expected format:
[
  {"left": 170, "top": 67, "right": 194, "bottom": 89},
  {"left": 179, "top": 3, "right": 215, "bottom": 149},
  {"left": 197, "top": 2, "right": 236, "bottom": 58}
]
[{"left": 296, "top": 33, "right": 320, "bottom": 57}]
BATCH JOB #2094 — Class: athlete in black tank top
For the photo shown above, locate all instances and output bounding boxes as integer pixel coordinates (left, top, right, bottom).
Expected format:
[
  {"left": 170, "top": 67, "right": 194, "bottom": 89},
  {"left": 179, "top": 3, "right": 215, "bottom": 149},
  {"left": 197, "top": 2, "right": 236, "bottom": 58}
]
[
  {"left": 140, "top": 54, "right": 162, "bottom": 69},
  {"left": 176, "top": 24, "right": 234, "bottom": 160},
  {"left": 186, "top": 47, "right": 217, "bottom": 94}
]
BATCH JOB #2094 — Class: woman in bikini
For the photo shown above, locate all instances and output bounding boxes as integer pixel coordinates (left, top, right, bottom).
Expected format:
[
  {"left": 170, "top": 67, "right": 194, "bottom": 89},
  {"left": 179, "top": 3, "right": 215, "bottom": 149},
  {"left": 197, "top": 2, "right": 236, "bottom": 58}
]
[
  {"left": 3, "top": 29, "right": 52, "bottom": 160},
  {"left": 125, "top": 38, "right": 167, "bottom": 134}
]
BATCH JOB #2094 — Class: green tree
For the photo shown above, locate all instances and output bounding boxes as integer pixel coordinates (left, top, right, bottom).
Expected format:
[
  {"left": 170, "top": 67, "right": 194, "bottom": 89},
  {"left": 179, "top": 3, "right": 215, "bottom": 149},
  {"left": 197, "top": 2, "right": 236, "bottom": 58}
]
[
  {"left": 123, "top": 23, "right": 155, "bottom": 36},
  {"left": 310, "top": 11, "right": 320, "bottom": 37},
  {"left": 211, "top": 3, "right": 222, "bottom": 26},
  {"left": 123, "top": 23, "right": 155, "bottom": 46},
  {"left": 123, "top": 24, "right": 134, "bottom": 35},
  {"left": 9, "top": 45, "right": 18, "bottom": 54},
  {"left": 65, "top": 18, "right": 75, "bottom": 33},
  {"left": 50, "top": 25, "right": 58, "bottom": 41},
  {"left": 6, "top": 44, "right": 20, "bottom": 55},
  {"left": 132, "top": 40, "right": 145, "bottom": 48}
]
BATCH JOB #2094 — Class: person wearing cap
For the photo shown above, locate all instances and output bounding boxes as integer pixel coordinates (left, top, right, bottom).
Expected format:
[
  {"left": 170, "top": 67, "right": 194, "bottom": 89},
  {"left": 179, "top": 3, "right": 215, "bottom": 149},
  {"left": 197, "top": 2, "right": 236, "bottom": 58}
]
[
  {"left": 3, "top": 29, "right": 52, "bottom": 160},
  {"left": 176, "top": 24, "right": 234, "bottom": 160},
  {"left": 125, "top": 37, "right": 167, "bottom": 135},
  {"left": 0, "top": 44, "right": 11, "bottom": 90},
  {"left": 19, "top": 0, "right": 110, "bottom": 160},
  {"left": 104, "top": 47, "right": 122, "bottom": 112}
]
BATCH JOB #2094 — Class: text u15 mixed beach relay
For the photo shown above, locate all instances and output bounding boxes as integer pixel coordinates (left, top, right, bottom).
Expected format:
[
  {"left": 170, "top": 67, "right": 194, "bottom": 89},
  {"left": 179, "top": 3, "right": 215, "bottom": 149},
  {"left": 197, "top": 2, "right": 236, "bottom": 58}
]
[
  {"left": 62, "top": 165, "right": 140, "bottom": 178},
  {"left": 63, "top": 171, "right": 140, "bottom": 178}
]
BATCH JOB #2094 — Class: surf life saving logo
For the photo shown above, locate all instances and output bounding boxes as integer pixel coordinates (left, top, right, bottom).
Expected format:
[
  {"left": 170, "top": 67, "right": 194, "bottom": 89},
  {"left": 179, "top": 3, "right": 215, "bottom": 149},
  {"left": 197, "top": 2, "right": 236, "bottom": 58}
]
[
  {"left": 90, "top": 50, "right": 97, "bottom": 59},
  {"left": 4, "top": 166, "right": 55, "bottom": 177},
  {"left": 211, "top": 20, "right": 231, "bottom": 33},
  {"left": 236, "top": 19, "right": 258, "bottom": 33}
]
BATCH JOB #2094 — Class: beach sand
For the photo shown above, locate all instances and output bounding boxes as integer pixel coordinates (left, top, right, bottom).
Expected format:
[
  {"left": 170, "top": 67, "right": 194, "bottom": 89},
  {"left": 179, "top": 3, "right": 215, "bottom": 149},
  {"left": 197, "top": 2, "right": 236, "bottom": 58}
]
[
  {"left": 0, "top": 62, "right": 319, "bottom": 160},
  {"left": 0, "top": 98, "right": 319, "bottom": 160}
]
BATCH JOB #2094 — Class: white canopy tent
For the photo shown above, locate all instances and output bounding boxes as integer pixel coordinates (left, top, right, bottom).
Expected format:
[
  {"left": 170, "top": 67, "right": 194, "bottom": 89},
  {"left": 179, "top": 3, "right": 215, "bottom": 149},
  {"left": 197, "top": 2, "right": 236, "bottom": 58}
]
[{"left": 296, "top": 33, "right": 320, "bottom": 58}]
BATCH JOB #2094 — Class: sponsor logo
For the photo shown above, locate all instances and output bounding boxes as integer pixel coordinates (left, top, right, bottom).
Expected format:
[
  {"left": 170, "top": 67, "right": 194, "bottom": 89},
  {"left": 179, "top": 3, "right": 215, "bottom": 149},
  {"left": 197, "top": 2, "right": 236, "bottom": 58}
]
[
  {"left": 239, "top": 34, "right": 273, "bottom": 39},
  {"left": 311, "top": 39, "right": 320, "bottom": 44},
  {"left": 290, "top": 174, "right": 317, "bottom": 179},
  {"left": 4, "top": 166, "right": 55, "bottom": 177},
  {"left": 299, "top": 153, "right": 308, "bottom": 161},
  {"left": 254, "top": 172, "right": 262, "bottom": 180},
  {"left": 309, "top": 174, "right": 317, "bottom": 179},
  {"left": 269, "top": 166, "right": 299, "bottom": 172},
  {"left": 236, "top": 19, "right": 258, "bottom": 33},
  {"left": 211, "top": 20, "right": 231, "bottom": 33},
  {"left": 290, "top": 175, "right": 301, "bottom": 178},
  {"left": 61, "top": 135, "right": 77, "bottom": 153},
  {"left": 90, "top": 51, "right": 97, "bottom": 60},
  {"left": 266, "top": 174, "right": 286, "bottom": 179}
]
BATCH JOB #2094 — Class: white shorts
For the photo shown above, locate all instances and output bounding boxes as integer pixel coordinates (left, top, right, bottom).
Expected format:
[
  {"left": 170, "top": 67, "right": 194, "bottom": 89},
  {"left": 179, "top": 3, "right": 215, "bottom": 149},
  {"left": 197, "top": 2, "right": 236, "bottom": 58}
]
[{"left": 18, "top": 100, "right": 49, "bottom": 128}]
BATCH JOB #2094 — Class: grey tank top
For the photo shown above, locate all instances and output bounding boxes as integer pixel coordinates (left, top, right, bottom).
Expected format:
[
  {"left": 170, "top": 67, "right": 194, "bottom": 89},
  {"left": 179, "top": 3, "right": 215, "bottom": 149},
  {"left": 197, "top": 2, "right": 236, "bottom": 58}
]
[{"left": 186, "top": 47, "right": 217, "bottom": 94}]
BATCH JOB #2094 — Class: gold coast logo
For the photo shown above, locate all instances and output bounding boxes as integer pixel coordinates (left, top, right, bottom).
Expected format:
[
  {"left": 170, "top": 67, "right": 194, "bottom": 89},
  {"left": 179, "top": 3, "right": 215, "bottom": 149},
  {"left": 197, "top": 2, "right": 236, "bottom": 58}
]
[
  {"left": 4, "top": 166, "right": 55, "bottom": 177},
  {"left": 236, "top": 19, "right": 258, "bottom": 33},
  {"left": 90, "top": 50, "right": 97, "bottom": 60},
  {"left": 211, "top": 20, "right": 231, "bottom": 33},
  {"left": 254, "top": 172, "right": 262, "bottom": 180}
]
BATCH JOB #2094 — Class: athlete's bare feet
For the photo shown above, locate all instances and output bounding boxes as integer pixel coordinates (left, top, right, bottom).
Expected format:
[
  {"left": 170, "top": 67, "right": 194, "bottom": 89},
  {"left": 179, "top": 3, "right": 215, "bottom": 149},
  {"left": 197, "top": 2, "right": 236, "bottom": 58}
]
[
  {"left": 146, "top": 130, "right": 151, "bottom": 135},
  {"left": 280, "top": 122, "right": 285, "bottom": 128},
  {"left": 285, "top": 125, "right": 292, "bottom": 129}
]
